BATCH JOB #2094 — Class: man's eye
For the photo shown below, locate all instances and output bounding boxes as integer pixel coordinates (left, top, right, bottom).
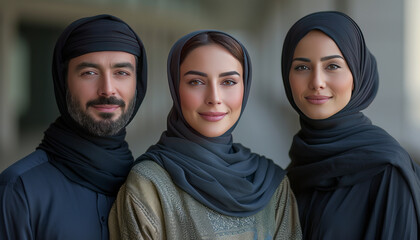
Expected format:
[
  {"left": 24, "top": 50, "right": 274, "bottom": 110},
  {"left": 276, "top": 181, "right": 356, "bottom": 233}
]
[
  {"left": 117, "top": 71, "right": 130, "bottom": 76},
  {"left": 81, "top": 71, "right": 96, "bottom": 76}
]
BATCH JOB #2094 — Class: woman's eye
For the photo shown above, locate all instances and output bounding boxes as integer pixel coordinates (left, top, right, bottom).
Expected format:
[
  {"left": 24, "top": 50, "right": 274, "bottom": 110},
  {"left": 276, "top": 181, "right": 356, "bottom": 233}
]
[
  {"left": 327, "top": 64, "right": 341, "bottom": 70},
  {"left": 294, "top": 65, "right": 309, "bottom": 71},
  {"left": 188, "top": 79, "right": 204, "bottom": 86},
  {"left": 222, "top": 80, "right": 237, "bottom": 86}
]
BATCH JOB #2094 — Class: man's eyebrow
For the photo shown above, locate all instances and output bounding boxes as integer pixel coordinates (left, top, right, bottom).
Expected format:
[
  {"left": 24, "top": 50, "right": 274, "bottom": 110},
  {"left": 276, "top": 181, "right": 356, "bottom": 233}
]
[
  {"left": 321, "top": 55, "right": 344, "bottom": 61},
  {"left": 219, "top": 71, "right": 240, "bottom": 77},
  {"left": 74, "top": 62, "right": 135, "bottom": 72},
  {"left": 75, "top": 62, "right": 99, "bottom": 71},
  {"left": 183, "top": 70, "right": 207, "bottom": 77},
  {"left": 113, "top": 62, "right": 135, "bottom": 71}
]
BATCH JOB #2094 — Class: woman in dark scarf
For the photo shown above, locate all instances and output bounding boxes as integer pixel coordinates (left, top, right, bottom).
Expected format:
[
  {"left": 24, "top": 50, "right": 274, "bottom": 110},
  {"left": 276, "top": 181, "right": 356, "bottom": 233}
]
[
  {"left": 109, "top": 30, "right": 302, "bottom": 239},
  {"left": 281, "top": 11, "right": 420, "bottom": 239}
]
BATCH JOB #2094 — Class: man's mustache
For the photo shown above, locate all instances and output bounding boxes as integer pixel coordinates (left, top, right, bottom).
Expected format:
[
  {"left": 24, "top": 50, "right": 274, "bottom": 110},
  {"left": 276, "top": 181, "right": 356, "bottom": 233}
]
[{"left": 86, "top": 96, "right": 126, "bottom": 108}]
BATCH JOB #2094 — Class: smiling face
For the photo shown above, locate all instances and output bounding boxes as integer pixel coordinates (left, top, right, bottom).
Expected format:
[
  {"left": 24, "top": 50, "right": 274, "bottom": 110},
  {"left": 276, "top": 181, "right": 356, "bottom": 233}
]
[
  {"left": 179, "top": 44, "right": 244, "bottom": 137},
  {"left": 289, "top": 30, "right": 354, "bottom": 120},
  {"left": 66, "top": 51, "right": 137, "bottom": 136}
]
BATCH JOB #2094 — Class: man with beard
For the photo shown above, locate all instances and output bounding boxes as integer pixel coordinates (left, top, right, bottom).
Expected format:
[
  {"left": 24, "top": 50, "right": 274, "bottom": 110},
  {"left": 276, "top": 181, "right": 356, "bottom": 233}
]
[{"left": 0, "top": 14, "right": 147, "bottom": 240}]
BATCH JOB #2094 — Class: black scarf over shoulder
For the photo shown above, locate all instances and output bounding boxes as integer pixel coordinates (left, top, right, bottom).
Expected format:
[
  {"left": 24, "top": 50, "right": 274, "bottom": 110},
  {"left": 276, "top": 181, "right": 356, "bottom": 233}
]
[
  {"left": 38, "top": 14, "right": 147, "bottom": 196},
  {"left": 138, "top": 30, "right": 286, "bottom": 217},
  {"left": 281, "top": 11, "right": 420, "bottom": 235}
]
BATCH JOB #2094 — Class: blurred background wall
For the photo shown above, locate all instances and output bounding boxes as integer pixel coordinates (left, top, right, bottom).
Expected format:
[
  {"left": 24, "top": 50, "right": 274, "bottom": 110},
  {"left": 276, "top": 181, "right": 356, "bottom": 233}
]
[{"left": 0, "top": 0, "right": 419, "bottom": 172}]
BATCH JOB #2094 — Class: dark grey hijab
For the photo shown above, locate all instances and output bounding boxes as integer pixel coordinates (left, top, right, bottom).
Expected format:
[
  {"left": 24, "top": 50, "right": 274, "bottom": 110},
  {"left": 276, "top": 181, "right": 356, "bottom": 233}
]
[{"left": 138, "top": 30, "right": 285, "bottom": 217}]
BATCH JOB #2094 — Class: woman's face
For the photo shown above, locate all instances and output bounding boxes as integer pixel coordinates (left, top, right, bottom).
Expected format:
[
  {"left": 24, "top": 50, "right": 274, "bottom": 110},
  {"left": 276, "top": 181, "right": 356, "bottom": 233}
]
[
  {"left": 289, "top": 30, "right": 354, "bottom": 120},
  {"left": 179, "top": 44, "right": 244, "bottom": 137}
]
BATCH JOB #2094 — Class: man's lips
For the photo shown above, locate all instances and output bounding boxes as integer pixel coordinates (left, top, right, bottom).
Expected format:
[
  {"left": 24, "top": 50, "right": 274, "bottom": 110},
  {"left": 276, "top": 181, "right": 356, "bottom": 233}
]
[
  {"left": 199, "top": 112, "right": 227, "bottom": 122},
  {"left": 92, "top": 104, "right": 120, "bottom": 112},
  {"left": 305, "top": 95, "right": 332, "bottom": 104}
]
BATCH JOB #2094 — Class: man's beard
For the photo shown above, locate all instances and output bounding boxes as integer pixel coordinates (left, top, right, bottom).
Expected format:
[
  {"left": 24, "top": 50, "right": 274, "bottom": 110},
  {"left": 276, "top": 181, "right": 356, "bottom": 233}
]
[{"left": 66, "top": 90, "right": 136, "bottom": 137}]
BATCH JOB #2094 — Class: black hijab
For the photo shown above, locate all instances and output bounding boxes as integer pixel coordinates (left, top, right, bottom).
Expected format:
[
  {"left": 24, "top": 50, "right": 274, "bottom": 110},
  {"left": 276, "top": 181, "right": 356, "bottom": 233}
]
[
  {"left": 137, "top": 30, "right": 285, "bottom": 217},
  {"left": 38, "top": 14, "right": 147, "bottom": 196},
  {"left": 281, "top": 10, "right": 420, "bottom": 218}
]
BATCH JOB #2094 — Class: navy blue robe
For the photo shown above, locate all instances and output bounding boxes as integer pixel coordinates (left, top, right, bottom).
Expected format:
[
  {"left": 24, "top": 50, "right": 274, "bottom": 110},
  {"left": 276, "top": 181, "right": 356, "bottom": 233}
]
[{"left": 0, "top": 150, "right": 114, "bottom": 240}]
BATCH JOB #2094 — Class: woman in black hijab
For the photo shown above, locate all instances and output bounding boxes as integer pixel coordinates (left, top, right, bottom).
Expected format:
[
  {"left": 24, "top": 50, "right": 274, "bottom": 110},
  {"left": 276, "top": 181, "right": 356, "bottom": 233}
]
[
  {"left": 109, "top": 30, "right": 302, "bottom": 239},
  {"left": 281, "top": 11, "right": 420, "bottom": 239}
]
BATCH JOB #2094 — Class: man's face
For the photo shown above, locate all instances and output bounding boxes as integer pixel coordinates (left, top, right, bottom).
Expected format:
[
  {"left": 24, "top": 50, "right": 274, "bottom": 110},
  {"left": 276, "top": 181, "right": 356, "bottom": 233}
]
[{"left": 66, "top": 51, "right": 137, "bottom": 136}]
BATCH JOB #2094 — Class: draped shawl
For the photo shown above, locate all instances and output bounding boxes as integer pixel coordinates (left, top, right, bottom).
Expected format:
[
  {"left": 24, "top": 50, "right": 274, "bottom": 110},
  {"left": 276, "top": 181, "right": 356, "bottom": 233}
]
[
  {"left": 137, "top": 30, "right": 285, "bottom": 217},
  {"left": 38, "top": 14, "right": 147, "bottom": 196},
  {"left": 281, "top": 10, "right": 420, "bottom": 229}
]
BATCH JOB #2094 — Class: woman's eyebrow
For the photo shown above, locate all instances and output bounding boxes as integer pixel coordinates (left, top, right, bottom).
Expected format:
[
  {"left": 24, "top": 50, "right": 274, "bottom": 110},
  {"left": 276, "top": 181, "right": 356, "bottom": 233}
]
[
  {"left": 219, "top": 71, "right": 240, "bottom": 77},
  {"left": 321, "top": 55, "right": 344, "bottom": 61},
  {"left": 292, "top": 57, "right": 310, "bottom": 62},
  {"left": 292, "top": 55, "right": 344, "bottom": 62},
  {"left": 183, "top": 70, "right": 207, "bottom": 77}
]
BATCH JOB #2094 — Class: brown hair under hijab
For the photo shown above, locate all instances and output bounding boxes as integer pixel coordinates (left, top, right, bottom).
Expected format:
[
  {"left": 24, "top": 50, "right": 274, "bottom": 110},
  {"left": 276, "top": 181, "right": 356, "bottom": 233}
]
[{"left": 179, "top": 32, "right": 244, "bottom": 68}]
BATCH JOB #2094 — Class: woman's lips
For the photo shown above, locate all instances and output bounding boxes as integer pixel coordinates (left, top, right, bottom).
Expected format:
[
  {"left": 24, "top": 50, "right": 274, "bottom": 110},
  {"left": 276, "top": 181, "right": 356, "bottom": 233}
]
[
  {"left": 305, "top": 95, "right": 331, "bottom": 104},
  {"left": 92, "top": 104, "right": 120, "bottom": 112},
  {"left": 199, "top": 112, "right": 227, "bottom": 122}
]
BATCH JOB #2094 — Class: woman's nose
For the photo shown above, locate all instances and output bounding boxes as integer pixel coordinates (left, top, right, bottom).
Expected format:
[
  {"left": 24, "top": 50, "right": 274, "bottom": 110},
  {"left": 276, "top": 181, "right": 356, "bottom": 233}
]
[
  {"left": 206, "top": 84, "right": 222, "bottom": 105},
  {"left": 309, "top": 68, "right": 326, "bottom": 90}
]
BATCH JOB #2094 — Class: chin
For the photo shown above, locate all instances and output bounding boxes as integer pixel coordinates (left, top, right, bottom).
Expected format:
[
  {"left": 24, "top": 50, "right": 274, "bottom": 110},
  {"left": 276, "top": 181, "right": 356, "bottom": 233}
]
[{"left": 97, "top": 112, "right": 120, "bottom": 120}]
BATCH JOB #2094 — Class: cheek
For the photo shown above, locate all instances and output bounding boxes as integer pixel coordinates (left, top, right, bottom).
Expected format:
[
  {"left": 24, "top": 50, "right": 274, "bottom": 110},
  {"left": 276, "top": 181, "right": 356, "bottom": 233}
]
[
  {"left": 179, "top": 86, "right": 201, "bottom": 115},
  {"left": 340, "top": 75, "right": 354, "bottom": 102},
  {"left": 67, "top": 80, "right": 92, "bottom": 106},
  {"left": 289, "top": 75, "right": 303, "bottom": 102},
  {"left": 122, "top": 79, "right": 137, "bottom": 100},
  {"left": 229, "top": 89, "right": 244, "bottom": 112},
  {"left": 67, "top": 76, "right": 80, "bottom": 95},
  {"left": 224, "top": 83, "right": 244, "bottom": 116}
]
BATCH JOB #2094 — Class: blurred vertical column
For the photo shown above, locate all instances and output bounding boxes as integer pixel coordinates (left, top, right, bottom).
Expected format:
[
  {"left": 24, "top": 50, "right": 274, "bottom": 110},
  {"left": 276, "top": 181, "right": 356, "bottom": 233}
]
[
  {"left": 404, "top": 0, "right": 420, "bottom": 160},
  {"left": 0, "top": 4, "right": 18, "bottom": 167}
]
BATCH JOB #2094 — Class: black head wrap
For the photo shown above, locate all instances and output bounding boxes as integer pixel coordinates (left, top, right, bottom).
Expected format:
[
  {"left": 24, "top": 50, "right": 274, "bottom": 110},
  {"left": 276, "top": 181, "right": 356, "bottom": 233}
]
[
  {"left": 137, "top": 30, "right": 285, "bottom": 217},
  {"left": 38, "top": 14, "right": 147, "bottom": 195},
  {"left": 282, "top": 11, "right": 378, "bottom": 122},
  {"left": 281, "top": 10, "right": 420, "bottom": 219}
]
